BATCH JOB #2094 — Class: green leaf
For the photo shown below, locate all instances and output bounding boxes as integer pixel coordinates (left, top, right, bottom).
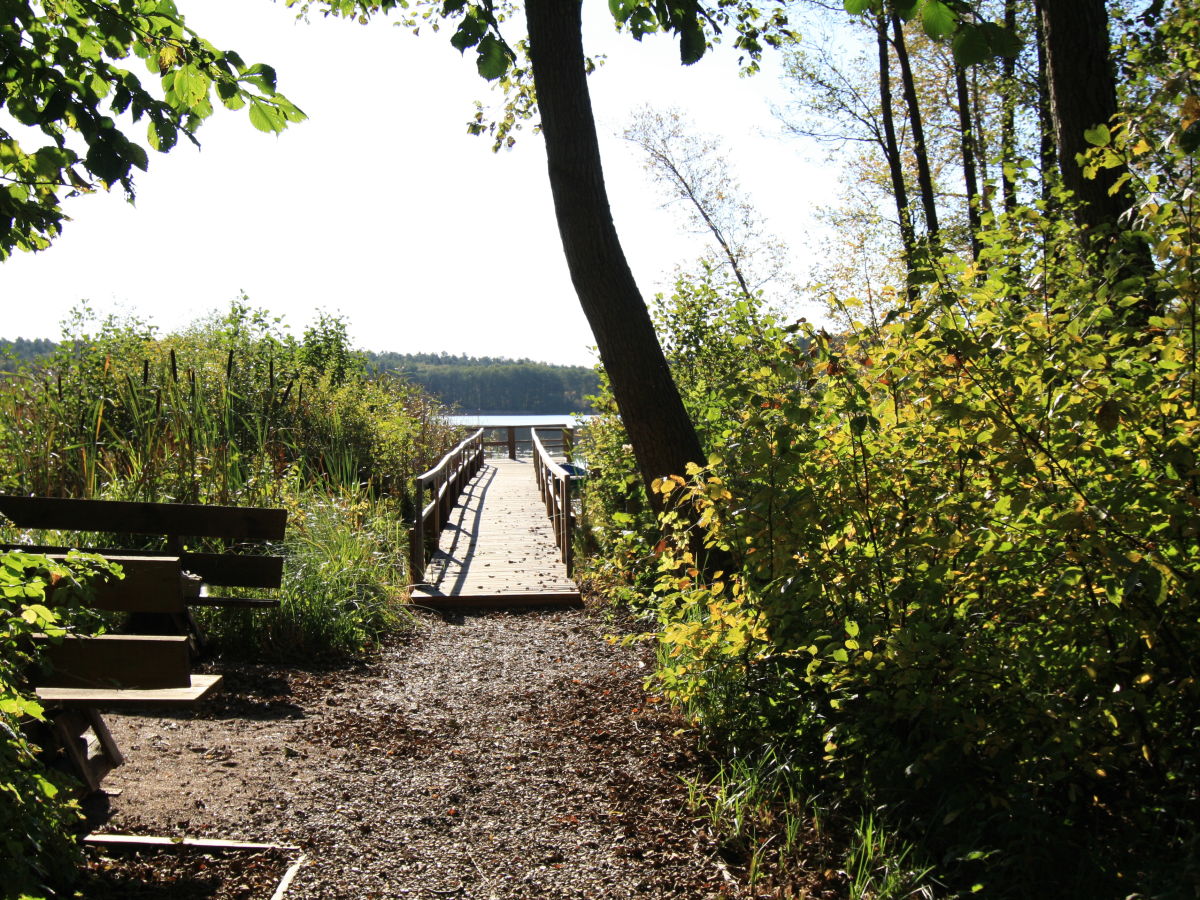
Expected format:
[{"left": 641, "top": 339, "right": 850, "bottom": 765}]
[
  {"left": 1084, "top": 124, "right": 1111, "bottom": 147},
  {"left": 678, "top": 17, "right": 706, "bottom": 65},
  {"left": 171, "top": 65, "right": 208, "bottom": 108},
  {"left": 921, "top": 1, "right": 956, "bottom": 39},
  {"left": 981, "top": 21, "right": 1022, "bottom": 58},
  {"left": 843, "top": 0, "right": 878, "bottom": 14},
  {"left": 609, "top": 0, "right": 642, "bottom": 23},
  {"left": 1096, "top": 399, "right": 1121, "bottom": 432},
  {"left": 475, "top": 34, "right": 510, "bottom": 81},
  {"left": 247, "top": 98, "right": 284, "bottom": 133},
  {"left": 1180, "top": 120, "right": 1200, "bottom": 154},
  {"left": 450, "top": 13, "right": 487, "bottom": 52},
  {"left": 951, "top": 25, "right": 989, "bottom": 66}
]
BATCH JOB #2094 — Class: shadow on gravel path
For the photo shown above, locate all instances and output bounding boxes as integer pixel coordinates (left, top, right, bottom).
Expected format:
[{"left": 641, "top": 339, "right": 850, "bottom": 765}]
[{"left": 93, "top": 608, "right": 747, "bottom": 899}]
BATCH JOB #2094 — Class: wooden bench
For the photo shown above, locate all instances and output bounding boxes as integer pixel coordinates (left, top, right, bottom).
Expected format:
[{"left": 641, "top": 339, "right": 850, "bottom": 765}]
[
  {"left": 1, "top": 496, "right": 287, "bottom": 791},
  {"left": 0, "top": 496, "right": 288, "bottom": 624}
]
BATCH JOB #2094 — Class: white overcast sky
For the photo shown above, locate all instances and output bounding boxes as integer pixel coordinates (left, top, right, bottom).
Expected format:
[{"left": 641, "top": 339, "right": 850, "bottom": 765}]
[{"left": 0, "top": 1, "right": 836, "bottom": 366}]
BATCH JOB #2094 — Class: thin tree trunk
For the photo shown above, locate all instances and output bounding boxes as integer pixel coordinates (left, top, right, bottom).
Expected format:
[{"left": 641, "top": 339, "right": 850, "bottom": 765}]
[
  {"left": 663, "top": 156, "right": 755, "bottom": 300},
  {"left": 890, "top": 12, "right": 939, "bottom": 247},
  {"left": 955, "top": 65, "right": 982, "bottom": 260},
  {"left": 524, "top": 0, "right": 705, "bottom": 508},
  {"left": 1035, "top": 7, "right": 1055, "bottom": 205},
  {"left": 875, "top": 12, "right": 916, "bottom": 278},
  {"left": 971, "top": 66, "right": 993, "bottom": 217},
  {"left": 1001, "top": 0, "right": 1018, "bottom": 215}
]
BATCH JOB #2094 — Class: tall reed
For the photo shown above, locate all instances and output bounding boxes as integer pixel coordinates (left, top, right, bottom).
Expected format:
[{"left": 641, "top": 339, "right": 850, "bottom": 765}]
[{"left": 0, "top": 306, "right": 459, "bottom": 507}]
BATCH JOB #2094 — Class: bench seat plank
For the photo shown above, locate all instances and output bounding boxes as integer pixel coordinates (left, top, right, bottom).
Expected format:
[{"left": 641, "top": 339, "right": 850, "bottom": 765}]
[{"left": 35, "top": 673, "right": 223, "bottom": 708}]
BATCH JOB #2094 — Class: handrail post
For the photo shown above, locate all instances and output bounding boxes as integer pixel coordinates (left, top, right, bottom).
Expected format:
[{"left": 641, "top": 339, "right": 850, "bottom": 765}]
[
  {"left": 411, "top": 479, "right": 426, "bottom": 581},
  {"left": 507, "top": 426, "right": 517, "bottom": 460},
  {"left": 564, "top": 475, "right": 574, "bottom": 575}
]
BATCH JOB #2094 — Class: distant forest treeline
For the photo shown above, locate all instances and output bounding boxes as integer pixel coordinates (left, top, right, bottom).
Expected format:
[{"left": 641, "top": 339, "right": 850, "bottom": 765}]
[
  {"left": 0, "top": 340, "right": 598, "bottom": 413},
  {"left": 366, "top": 352, "right": 598, "bottom": 413},
  {"left": 0, "top": 338, "right": 56, "bottom": 370}
]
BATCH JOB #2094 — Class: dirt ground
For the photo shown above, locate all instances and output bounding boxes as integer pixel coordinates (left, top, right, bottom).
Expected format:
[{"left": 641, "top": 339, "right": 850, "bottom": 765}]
[{"left": 81, "top": 607, "right": 757, "bottom": 899}]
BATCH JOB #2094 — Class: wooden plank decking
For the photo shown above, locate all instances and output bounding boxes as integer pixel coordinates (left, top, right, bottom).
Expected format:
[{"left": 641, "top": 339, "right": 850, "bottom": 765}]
[{"left": 410, "top": 458, "right": 580, "bottom": 608}]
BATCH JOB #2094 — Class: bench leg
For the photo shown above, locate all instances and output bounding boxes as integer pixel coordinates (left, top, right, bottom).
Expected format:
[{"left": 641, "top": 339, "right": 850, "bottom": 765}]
[
  {"left": 47, "top": 708, "right": 123, "bottom": 794},
  {"left": 182, "top": 609, "right": 209, "bottom": 657},
  {"left": 85, "top": 708, "right": 124, "bottom": 768}
]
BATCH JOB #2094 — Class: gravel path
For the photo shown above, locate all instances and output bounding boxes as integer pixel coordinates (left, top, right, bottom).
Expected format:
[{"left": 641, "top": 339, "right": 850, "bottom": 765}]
[{"left": 92, "top": 608, "right": 748, "bottom": 898}]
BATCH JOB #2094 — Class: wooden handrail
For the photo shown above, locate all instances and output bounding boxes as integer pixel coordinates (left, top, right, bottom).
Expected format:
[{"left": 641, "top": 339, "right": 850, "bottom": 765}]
[
  {"left": 411, "top": 428, "right": 484, "bottom": 582},
  {"left": 531, "top": 428, "right": 582, "bottom": 576},
  {"left": 477, "top": 423, "right": 572, "bottom": 459}
]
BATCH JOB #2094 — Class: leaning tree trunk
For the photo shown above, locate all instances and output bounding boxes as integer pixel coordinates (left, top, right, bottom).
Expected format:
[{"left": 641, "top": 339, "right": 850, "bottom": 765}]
[
  {"left": 890, "top": 12, "right": 940, "bottom": 247},
  {"left": 524, "top": 0, "right": 705, "bottom": 509},
  {"left": 875, "top": 10, "right": 917, "bottom": 277}
]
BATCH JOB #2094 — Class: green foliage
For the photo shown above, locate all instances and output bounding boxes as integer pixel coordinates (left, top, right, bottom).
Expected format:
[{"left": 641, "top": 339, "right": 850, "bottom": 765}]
[
  {"left": 0, "top": 339, "right": 56, "bottom": 373},
  {"left": 0, "top": 302, "right": 459, "bottom": 664},
  {"left": 583, "top": 180, "right": 1200, "bottom": 893},
  {"left": 841, "top": 0, "right": 1020, "bottom": 66},
  {"left": 577, "top": 4, "right": 1200, "bottom": 893},
  {"left": 0, "top": 550, "right": 120, "bottom": 900},
  {"left": 0, "top": 1, "right": 304, "bottom": 258},
  {"left": 197, "top": 490, "right": 412, "bottom": 660},
  {"left": 0, "top": 301, "right": 459, "bottom": 505}
]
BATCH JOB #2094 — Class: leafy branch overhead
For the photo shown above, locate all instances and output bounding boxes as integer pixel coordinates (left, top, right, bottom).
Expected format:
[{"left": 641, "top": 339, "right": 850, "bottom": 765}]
[
  {"left": 843, "top": 0, "right": 1020, "bottom": 66},
  {"left": 0, "top": 0, "right": 305, "bottom": 260}
]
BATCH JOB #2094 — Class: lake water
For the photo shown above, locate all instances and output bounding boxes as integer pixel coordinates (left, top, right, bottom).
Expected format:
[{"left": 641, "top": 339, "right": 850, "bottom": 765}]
[{"left": 447, "top": 414, "right": 591, "bottom": 428}]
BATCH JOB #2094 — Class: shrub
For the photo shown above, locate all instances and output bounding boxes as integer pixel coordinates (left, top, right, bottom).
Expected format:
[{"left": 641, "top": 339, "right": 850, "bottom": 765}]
[
  {"left": 0, "top": 551, "right": 119, "bottom": 900},
  {"left": 582, "top": 195, "right": 1200, "bottom": 893}
]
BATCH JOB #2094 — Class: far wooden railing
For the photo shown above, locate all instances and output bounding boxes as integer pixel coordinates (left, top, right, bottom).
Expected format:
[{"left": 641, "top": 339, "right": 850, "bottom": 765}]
[
  {"left": 411, "top": 429, "right": 484, "bottom": 582},
  {"left": 531, "top": 427, "right": 584, "bottom": 576},
  {"left": 482, "top": 423, "right": 572, "bottom": 459}
]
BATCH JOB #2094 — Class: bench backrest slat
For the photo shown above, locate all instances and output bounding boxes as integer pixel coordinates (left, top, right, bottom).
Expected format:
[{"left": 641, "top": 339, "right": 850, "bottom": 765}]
[
  {"left": 38, "top": 635, "right": 192, "bottom": 690},
  {"left": 179, "top": 552, "right": 283, "bottom": 588},
  {"left": 2, "top": 544, "right": 284, "bottom": 590},
  {"left": 0, "top": 496, "right": 286, "bottom": 541}
]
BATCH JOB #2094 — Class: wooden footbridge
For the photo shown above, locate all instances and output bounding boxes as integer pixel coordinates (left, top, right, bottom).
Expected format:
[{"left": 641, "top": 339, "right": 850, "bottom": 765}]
[{"left": 409, "top": 425, "right": 583, "bottom": 609}]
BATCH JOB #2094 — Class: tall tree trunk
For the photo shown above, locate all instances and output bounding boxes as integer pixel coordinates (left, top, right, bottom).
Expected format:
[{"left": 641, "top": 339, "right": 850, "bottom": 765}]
[
  {"left": 1037, "top": 0, "right": 1127, "bottom": 232},
  {"left": 1035, "top": 7, "right": 1056, "bottom": 205},
  {"left": 524, "top": 0, "right": 704, "bottom": 508},
  {"left": 971, "top": 66, "right": 993, "bottom": 217},
  {"left": 1001, "top": 0, "right": 1018, "bottom": 215},
  {"left": 875, "top": 12, "right": 916, "bottom": 282},
  {"left": 890, "top": 12, "right": 939, "bottom": 247},
  {"left": 1038, "top": 0, "right": 1157, "bottom": 320},
  {"left": 955, "top": 65, "right": 982, "bottom": 260}
]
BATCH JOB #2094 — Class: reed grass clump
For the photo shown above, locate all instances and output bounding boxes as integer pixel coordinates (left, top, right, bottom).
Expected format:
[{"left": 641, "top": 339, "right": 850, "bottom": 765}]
[
  {"left": 0, "top": 301, "right": 461, "bottom": 659},
  {"left": 196, "top": 490, "right": 413, "bottom": 660},
  {"left": 0, "top": 302, "right": 459, "bottom": 506}
]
